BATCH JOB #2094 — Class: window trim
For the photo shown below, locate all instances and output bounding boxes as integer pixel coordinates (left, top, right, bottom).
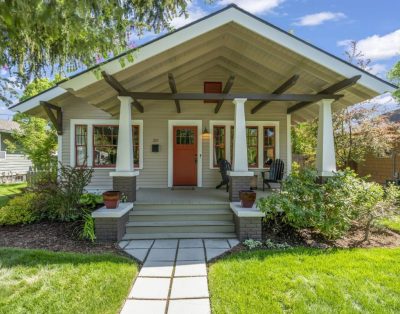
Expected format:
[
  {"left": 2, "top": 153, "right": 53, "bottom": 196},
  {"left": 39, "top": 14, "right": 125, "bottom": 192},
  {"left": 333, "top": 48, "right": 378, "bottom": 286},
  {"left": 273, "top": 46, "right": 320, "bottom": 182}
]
[
  {"left": 75, "top": 124, "right": 88, "bottom": 167},
  {"left": 209, "top": 120, "right": 280, "bottom": 170},
  {"left": 70, "top": 119, "right": 143, "bottom": 169},
  {"left": 212, "top": 125, "right": 226, "bottom": 167},
  {"left": 263, "top": 126, "right": 276, "bottom": 167},
  {"left": 246, "top": 125, "right": 259, "bottom": 168},
  {"left": 92, "top": 124, "right": 119, "bottom": 168}
]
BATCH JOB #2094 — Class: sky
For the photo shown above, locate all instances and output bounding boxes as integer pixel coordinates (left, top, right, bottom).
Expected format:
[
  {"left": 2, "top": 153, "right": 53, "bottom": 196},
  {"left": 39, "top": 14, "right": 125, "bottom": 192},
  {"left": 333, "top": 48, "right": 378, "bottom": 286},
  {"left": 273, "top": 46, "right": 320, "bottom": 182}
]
[{"left": 1, "top": 0, "right": 400, "bottom": 119}]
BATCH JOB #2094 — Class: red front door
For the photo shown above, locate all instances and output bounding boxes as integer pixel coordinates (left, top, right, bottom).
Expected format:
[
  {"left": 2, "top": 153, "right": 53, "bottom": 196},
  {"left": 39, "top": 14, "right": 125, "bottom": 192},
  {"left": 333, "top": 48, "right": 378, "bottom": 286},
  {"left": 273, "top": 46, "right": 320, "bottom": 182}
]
[{"left": 173, "top": 126, "right": 197, "bottom": 186}]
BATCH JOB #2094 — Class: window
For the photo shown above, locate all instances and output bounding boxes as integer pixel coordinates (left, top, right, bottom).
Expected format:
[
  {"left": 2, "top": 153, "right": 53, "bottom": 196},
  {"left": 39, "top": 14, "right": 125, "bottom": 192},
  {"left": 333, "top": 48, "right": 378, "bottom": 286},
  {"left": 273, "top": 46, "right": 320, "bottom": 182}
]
[
  {"left": 93, "top": 125, "right": 118, "bottom": 167},
  {"left": 75, "top": 125, "right": 87, "bottom": 166},
  {"left": 246, "top": 127, "right": 258, "bottom": 168},
  {"left": 204, "top": 82, "right": 222, "bottom": 103},
  {"left": 176, "top": 128, "right": 195, "bottom": 144},
  {"left": 263, "top": 127, "right": 275, "bottom": 167},
  {"left": 213, "top": 126, "right": 225, "bottom": 166}
]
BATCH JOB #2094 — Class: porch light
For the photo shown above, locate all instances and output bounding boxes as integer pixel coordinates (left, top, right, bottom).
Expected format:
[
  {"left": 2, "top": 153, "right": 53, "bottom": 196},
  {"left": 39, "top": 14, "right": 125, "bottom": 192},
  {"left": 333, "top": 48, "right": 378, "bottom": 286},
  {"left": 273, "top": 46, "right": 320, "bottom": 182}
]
[{"left": 202, "top": 127, "right": 210, "bottom": 140}]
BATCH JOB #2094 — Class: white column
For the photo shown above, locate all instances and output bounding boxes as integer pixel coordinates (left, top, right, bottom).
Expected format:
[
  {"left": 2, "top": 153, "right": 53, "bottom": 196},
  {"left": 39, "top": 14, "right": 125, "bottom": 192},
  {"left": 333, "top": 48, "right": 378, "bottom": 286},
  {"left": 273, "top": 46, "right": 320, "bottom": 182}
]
[
  {"left": 110, "top": 96, "right": 139, "bottom": 177},
  {"left": 316, "top": 99, "right": 336, "bottom": 176},
  {"left": 286, "top": 114, "right": 292, "bottom": 175},
  {"left": 228, "top": 98, "right": 254, "bottom": 176}
]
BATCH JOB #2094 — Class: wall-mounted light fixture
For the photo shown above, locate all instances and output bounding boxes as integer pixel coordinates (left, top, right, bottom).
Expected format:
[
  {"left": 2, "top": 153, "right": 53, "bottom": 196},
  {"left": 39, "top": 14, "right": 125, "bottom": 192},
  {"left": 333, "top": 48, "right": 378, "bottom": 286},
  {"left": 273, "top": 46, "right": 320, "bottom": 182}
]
[{"left": 202, "top": 126, "right": 210, "bottom": 140}]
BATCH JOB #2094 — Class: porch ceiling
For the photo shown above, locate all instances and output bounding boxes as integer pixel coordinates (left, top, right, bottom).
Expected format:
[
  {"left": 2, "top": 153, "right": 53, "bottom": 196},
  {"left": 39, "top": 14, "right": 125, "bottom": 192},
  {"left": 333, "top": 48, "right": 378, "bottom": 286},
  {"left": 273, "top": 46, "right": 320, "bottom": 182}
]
[{"left": 54, "top": 23, "right": 383, "bottom": 122}]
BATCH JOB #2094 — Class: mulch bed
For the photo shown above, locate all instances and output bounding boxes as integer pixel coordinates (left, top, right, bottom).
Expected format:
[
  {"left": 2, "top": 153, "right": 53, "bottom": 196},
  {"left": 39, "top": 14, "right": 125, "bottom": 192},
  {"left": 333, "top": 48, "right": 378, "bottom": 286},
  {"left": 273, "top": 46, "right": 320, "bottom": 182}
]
[
  {"left": 263, "top": 219, "right": 400, "bottom": 249},
  {"left": 0, "top": 221, "right": 123, "bottom": 255}
]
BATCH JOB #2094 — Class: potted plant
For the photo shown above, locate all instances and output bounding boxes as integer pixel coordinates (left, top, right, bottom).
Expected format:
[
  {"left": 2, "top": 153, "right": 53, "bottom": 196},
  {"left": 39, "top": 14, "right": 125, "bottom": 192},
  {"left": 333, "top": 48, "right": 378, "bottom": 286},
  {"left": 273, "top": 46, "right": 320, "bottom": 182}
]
[
  {"left": 239, "top": 190, "right": 257, "bottom": 208},
  {"left": 102, "top": 191, "right": 121, "bottom": 209}
]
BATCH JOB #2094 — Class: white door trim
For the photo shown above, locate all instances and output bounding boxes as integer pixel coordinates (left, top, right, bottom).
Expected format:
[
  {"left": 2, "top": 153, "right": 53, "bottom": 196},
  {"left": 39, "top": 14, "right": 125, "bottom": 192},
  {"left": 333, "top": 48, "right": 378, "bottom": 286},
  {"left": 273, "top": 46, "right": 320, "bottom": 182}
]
[{"left": 168, "top": 120, "right": 203, "bottom": 187}]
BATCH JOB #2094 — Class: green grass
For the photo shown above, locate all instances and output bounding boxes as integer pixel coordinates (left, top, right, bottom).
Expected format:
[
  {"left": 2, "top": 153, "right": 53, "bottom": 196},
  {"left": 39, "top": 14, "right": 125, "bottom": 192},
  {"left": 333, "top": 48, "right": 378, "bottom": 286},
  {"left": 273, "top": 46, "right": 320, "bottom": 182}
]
[
  {"left": 0, "top": 248, "right": 137, "bottom": 314},
  {"left": 209, "top": 247, "right": 400, "bottom": 314},
  {"left": 380, "top": 215, "right": 400, "bottom": 233},
  {"left": 0, "top": 183, "right": 27, "bottom": 207}
]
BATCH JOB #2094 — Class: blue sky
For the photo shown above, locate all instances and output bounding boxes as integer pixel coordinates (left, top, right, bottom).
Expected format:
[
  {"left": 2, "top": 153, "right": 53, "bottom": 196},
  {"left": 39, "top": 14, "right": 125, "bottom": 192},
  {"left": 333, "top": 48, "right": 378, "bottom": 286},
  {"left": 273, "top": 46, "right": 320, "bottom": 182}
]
[{"left": 1, "top": 0, "right": 399, "bottom": 119}]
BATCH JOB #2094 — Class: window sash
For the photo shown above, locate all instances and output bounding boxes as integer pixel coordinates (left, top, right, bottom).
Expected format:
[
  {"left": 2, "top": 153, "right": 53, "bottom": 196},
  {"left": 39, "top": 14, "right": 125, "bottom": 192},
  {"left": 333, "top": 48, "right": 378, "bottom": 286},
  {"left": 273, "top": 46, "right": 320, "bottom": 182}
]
[
  {"left": 263, "top": 126, "right": 276, "bottom": 167},
  {"left": 213, "top": 125, "right": 226, "bottom": 166},
  {"left": 75, "top": 125, "right": 87, "bottom": 166},
  {"left": 246, "top": 126, "right": 258, "bottom": 168}
]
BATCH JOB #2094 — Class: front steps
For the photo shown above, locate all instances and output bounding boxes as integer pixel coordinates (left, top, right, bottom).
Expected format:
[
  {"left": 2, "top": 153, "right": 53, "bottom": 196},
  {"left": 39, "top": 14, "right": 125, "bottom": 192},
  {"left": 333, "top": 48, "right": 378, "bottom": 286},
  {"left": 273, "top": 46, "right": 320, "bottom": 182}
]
[{"left": 122, "top": 203, "right": 236, "bottom": 240}]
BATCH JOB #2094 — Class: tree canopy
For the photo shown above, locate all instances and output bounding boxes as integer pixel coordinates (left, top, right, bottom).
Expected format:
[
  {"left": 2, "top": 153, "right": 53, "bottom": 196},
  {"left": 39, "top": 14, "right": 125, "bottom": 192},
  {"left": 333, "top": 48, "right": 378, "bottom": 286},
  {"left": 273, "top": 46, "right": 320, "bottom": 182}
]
[{"left": 0, "top": 0, "right": 191, "bottom": 104}]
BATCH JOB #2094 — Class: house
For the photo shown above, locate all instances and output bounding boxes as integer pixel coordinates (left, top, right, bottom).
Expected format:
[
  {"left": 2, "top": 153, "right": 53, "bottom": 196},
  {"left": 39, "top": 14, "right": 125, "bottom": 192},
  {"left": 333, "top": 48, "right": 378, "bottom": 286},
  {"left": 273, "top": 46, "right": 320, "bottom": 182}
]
[
  {"left": 0, "top": 120, "right": 32, "bottom": 183},
  {"left": 10, "top": 5, "right": 397, "bottom": 241}
]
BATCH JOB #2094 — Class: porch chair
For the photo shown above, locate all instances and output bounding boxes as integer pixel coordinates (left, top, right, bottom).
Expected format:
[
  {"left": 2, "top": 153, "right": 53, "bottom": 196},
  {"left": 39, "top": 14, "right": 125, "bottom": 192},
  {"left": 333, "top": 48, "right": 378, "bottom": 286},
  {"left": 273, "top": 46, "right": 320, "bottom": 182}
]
[
  {"left": 261, "top": 159, "right": 285, "bottom": 191},
  {"left": 216, "top": 159, "right": 232, "bottom": 192}
]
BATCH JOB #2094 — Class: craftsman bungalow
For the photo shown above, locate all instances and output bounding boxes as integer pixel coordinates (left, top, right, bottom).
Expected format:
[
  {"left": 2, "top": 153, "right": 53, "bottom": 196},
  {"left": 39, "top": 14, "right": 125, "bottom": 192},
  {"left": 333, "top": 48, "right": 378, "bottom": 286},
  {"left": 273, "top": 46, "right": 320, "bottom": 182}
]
[{"left": 11, "top": 5, "right": 397, "bottom": 241}]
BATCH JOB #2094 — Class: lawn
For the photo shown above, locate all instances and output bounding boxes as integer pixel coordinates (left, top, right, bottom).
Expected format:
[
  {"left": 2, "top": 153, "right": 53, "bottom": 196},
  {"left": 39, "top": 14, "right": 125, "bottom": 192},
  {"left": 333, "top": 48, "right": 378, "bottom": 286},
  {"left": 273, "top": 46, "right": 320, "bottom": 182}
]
[
  {"left": 380, "top": 215, "right": 400, "bottom": 233},
  {"left": 209, "top": 247, "right": 400, "bottom": 314},
  {"left": 0, "top": 248, "right": 137, "bottom": 314},
  {"left": 0, "top": 183, "right": 27, "bottom": 207}
]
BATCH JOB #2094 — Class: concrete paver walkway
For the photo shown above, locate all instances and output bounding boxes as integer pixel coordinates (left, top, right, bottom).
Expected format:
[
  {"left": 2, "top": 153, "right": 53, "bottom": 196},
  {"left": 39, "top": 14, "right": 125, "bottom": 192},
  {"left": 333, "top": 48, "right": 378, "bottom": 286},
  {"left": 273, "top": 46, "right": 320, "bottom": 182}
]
[{"left": 119, "top": 238, "right": 239, "bottom": 314}]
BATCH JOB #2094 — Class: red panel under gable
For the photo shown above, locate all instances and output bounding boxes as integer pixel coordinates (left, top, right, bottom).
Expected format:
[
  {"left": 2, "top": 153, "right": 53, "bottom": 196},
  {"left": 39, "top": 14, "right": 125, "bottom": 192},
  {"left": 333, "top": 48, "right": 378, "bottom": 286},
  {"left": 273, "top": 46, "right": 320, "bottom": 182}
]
[{"left": 204, "top": 81, "right": 222, "bottom": 103}]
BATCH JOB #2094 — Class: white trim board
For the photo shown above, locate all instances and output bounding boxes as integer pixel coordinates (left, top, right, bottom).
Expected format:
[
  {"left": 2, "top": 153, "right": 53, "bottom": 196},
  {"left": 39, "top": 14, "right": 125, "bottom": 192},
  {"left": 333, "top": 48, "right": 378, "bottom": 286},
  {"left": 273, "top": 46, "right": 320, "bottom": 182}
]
[
  {"left": 167, "top": 120, "right": 203, "bottom": 188},
  {"left": 209, "top": 120, "right": 280, "bottom": 170},
  {"left": 69, "top": 119, "right": 144, "bottom": 169}
]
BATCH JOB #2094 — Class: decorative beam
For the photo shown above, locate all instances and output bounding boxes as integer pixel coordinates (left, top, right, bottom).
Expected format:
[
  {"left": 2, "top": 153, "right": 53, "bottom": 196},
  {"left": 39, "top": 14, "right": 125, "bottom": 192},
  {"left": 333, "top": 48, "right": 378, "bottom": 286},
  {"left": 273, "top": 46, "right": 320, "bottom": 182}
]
[
  {"left": 40, "top": 101, "right": 62, "bottom": 135},
  {"left": 118, "top": 91, "right": 342, "bottom": 102},
  {"left": 214, "top": 75, "right": 235, "bottom": 114},
  {"left": 287, "top": 75, "right": 361, "bottom": 114},
  {"left": 168, "top": 73, "right": 181, "bottom": 113},
  {"left": 251, "top": 75, "right": 299, "bottom": 114},
  {"left": 101, "top": 71, "right": 144, "bottom": 113}
]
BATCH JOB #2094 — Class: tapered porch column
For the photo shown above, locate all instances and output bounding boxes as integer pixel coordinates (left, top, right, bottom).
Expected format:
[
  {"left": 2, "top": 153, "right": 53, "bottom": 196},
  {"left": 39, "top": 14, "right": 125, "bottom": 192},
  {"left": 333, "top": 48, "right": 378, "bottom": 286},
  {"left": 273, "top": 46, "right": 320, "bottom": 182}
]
[
  {"left": 110, "top": 96, "right": 139, "bottom": 202},
  {"left": 316, "top": 99, "right": 336, "bottom": 177},
  {"left": 228, "top": 98, "right": 254, "bottom": 202}
]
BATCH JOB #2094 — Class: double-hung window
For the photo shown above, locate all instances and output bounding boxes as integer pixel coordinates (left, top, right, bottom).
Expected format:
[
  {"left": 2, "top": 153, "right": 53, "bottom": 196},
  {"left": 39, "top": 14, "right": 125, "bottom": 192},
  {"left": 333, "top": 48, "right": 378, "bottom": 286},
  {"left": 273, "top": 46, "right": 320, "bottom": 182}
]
[
  {"left": 75, "top": 125, "right": 88, "bottom": 166},
  {"left": 213, "top": 126, "right": 226, "bottom": 166},
  {"left": 93, "top": 125, "right": 118, "bottom": 167}
]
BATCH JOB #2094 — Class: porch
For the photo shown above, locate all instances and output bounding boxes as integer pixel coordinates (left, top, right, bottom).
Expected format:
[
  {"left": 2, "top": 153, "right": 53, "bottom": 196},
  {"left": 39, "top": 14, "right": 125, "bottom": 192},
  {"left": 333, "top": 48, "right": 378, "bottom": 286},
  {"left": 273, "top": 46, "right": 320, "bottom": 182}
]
[{"left": 136, "top": 187, "right": 272, "bottom": 205}]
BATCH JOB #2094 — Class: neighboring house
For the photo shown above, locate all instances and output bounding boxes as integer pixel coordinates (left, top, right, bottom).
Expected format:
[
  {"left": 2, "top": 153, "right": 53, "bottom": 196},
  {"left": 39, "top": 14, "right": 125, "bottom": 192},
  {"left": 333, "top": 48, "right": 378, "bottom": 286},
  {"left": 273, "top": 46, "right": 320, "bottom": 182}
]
[
  {"left": 0, "top": 120, "right": 32, "bottom": 182},
  {"left": 9, "top": 5, "right": 397, "bottom": 240},
  {"left": 358, "top": 109, "right": 400, "bottom": 184}
]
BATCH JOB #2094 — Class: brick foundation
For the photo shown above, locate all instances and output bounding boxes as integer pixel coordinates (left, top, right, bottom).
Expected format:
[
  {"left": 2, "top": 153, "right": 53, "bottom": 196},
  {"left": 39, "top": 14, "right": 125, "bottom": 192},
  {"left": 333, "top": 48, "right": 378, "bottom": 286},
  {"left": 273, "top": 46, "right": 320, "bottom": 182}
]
[
  {"left": 233, "top": 215, "right": 262, "bottom": 241},
  {"left": 94, "top": 212, "right": 129, "bottom": 242},
  {"left": 113, "top": 176, "right": 137, "bottom": 202},
  {"left": 229, "top": 176, "right": 253, "bottom": 202}
]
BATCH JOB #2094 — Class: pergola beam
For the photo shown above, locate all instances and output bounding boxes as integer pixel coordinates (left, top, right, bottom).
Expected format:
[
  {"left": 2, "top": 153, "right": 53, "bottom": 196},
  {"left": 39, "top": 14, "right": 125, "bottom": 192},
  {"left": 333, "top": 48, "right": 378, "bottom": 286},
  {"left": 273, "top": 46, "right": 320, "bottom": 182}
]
[
  {"left": 287, "top": 75, "right": 361, "bottom": 114},
  {"left": 251, "top": 75, "right": 299, "bottom": 114},
  {"left": 168, "top": 73, "right": 181, "bottom": 113},
  {"left": 40, "top": 101, "right": 62, "bottom": 135},
  {"left": 101, "top": 71, "right": 144, "bottom": 113},
  {"left": 118, "top": 91, "right": 342, "bottom": 102},
  {"left": 214, "top": 75, "right": 235, "bottom": 114}
]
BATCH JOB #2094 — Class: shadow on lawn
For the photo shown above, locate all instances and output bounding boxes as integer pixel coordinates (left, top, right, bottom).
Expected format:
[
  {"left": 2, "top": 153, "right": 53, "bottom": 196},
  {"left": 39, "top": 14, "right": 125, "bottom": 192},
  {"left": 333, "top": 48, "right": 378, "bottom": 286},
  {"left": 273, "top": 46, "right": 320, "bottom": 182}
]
[{"left": 0, "top": 247, "right": 135, "bottom": 268}]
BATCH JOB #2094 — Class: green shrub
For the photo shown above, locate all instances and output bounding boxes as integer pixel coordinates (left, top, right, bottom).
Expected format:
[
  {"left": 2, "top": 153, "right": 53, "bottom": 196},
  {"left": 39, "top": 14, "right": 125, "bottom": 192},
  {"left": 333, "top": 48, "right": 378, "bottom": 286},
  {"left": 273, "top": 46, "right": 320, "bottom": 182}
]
[
  {"left": 0, "top": 193, "right": 39, "bottom": 225},
  {"left": 257, "top": 165, "right": 394, "bottom": 240}
]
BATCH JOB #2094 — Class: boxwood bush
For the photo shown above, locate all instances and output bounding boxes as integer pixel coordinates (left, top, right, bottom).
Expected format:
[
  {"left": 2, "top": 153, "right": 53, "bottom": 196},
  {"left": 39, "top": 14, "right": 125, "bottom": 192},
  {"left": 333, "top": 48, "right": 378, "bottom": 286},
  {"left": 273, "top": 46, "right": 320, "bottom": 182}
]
[{"left": 0, "top": 193, "right": 40, "bottom": 225}]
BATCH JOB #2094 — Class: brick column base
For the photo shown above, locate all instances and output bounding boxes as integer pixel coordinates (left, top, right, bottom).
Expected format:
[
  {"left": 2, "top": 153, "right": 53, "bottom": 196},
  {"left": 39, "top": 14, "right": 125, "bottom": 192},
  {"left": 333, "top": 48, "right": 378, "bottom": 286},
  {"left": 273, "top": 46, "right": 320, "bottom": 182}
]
[
  {"left": 229, "top": 176, "right": 253, "bottom": 202},
  {"left": 94, "top": 212, "right": 129, "bottom": 242},
  {"left": 233, "top": 215, "right": 262, "bottom": 241},
  {"left": 113, "top": 176, "right": 137, "bottom": 202}
]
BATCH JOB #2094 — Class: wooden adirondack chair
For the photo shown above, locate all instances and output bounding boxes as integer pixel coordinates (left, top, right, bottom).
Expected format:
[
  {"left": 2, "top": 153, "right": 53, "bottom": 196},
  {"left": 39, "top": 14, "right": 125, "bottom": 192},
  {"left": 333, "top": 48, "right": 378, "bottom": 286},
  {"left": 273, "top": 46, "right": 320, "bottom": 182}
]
[
  {"left": 261, "top": 159, "right": 284, "bottom": 191},
  {"left": 216, "top": 159, "right": 232, "bottom": 192}
]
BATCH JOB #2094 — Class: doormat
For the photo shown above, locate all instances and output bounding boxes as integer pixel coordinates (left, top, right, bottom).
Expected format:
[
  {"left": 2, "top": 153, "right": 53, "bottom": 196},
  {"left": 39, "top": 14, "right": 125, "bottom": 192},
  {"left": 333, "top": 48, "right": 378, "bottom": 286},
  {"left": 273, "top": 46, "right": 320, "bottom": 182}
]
[{"left": 171, "top": 186, "right": 196, "bottom": 190}]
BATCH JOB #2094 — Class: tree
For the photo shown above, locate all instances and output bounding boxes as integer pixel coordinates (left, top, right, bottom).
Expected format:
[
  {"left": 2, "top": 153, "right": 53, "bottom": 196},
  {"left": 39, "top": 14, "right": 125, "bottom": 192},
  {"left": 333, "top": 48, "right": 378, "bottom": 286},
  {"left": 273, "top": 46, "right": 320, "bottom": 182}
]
[
  {"left": 389, "top": 61, "right": 400, "bottom": 101},
  {"left": 4, "top": 78, "right": 60, "bottom": 169},
  {"left": 0, "top": 0, "right": 190, "bottom": 86}
]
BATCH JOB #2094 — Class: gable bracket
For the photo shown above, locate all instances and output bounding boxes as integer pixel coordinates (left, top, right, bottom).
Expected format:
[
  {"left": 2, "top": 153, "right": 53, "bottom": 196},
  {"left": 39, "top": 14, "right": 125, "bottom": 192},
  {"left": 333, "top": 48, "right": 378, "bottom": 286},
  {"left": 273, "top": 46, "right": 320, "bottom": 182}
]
[
  {"left": 214, "top": 75, "right": 235, "bottom": 114},
  {"left": 251, "top": 75, "right": 299, "bottom": 114},
  {"left": 40, "top": 101, "right": 62, "bottom": 135},
  {"left": 287, "top": 75, "right": 361, "bottom": 114},
  {"left": 101, "top": 71, "right": 144, "bottom": 113}
]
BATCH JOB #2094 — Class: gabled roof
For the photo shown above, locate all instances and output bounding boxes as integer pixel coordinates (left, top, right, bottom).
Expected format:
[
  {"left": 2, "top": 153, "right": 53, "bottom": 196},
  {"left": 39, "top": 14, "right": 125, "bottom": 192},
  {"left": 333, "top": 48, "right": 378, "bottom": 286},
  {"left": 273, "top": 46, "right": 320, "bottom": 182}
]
[{"left": 11, "top": 4, "right": 397, "bottom": 114}]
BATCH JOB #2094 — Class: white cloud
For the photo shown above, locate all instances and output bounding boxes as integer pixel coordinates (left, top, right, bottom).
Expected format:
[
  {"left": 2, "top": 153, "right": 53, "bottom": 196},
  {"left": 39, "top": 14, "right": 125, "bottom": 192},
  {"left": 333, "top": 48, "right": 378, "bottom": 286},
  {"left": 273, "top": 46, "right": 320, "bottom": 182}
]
[
  {"left": 367, "top": 63, "right": 388, "bottom": 76},
  {"left": 218, "top": 0, "right": 285, "bottom": 14},
  {"left": 170, "top": 3, "right": 207, "bottom": 28},
  {"left": 294, "top": 12, "right": 346, "bottom": 26},
  {"left": 354, "top": 30, "right": 400, "bottom": 60}
]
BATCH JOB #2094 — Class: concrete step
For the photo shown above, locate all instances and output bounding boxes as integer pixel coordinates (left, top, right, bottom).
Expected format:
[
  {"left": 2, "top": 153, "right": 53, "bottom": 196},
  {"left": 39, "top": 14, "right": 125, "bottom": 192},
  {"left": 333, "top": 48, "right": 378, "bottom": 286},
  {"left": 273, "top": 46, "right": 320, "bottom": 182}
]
[
  {"left": 129, "top": 209, "right": 233, "bottom": 222},
  {"left": 133, "top": 203, "right": 229, "bottom": 210},
  {"left": 125, "top": 220, "right": 235, "bottom": 234},
  {"left": 122, "top": 232, "right": 237, "bottom": 240}
]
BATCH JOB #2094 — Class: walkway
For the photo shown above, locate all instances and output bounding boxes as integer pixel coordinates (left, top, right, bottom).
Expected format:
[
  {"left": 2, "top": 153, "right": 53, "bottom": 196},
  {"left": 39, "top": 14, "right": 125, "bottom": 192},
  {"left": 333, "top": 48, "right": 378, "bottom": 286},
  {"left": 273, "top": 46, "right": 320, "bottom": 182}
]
[{"left": 119, "top": 238, "right": 239, "bottom": 314}]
